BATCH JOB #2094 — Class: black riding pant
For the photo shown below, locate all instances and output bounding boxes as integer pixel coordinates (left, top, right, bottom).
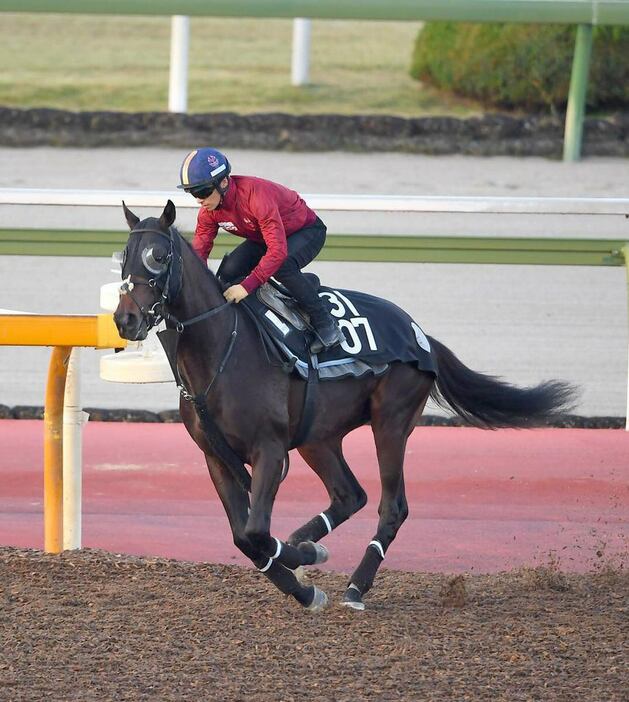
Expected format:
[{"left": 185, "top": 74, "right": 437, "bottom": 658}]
[{"left": 219, "top": 217, "right": 327, "bottom": 315}]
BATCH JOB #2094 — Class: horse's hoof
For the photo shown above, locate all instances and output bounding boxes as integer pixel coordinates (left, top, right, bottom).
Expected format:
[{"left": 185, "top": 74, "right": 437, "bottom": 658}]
[
  {"left": 304, "top": 540, "right": 329, "bottom": 564},
  {"left": 306, "top": 585, "right": 328, "bottom": 612},
  {"left": 340, "top": 585, "right": 365, "bottom": 611}
]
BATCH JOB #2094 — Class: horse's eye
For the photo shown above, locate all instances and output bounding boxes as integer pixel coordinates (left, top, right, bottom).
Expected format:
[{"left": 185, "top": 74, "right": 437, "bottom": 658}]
[
  {"left": 153, "top": 245, "right": 167, "bottom": 262},
  {"left": 141, "top": 245, "right": 168, "bottom": 275}
]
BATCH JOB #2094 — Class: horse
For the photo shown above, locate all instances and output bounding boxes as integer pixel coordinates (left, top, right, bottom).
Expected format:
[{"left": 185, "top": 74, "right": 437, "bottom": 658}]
[{"left": 113, "top": 200, "right": 576, "bottom": 612}]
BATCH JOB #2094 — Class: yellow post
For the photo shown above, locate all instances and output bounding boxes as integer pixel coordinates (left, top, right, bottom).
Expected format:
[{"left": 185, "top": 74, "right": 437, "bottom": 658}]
[{"left": 44, "top": 346, "right": 72, "bottom": 552}]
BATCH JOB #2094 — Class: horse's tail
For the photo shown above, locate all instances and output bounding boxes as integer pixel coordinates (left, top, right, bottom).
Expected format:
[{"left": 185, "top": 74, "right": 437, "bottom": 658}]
[{"left": 427, "top": 336, "right": 577, "bottom": 429}]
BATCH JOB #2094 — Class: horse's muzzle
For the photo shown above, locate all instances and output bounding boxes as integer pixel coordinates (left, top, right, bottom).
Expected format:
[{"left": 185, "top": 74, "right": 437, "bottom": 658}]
[{"left": 113, "top": 309, "right": 148, "bottom": 341}]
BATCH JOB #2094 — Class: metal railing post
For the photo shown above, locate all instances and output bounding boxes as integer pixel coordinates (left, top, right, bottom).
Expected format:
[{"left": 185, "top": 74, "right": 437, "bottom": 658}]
[
  {"left": 44, "top": 345, "right": 71, "bottom": 553},
  {"left": 168, "top": 15, "right": 190, "bottom": 113},
  {"left": 563, "top": 24, "right": 593, "bottom": 162},
  {"left": 63, "top": 348, "right": 87, "bottom": 549},
  {"left": 291, "top": 18, "right": 311, "bottom": 86}
]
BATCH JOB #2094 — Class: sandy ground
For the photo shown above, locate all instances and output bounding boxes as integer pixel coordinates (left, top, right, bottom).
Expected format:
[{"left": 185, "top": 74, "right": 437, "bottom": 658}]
[
  {"left": 1, "top": 547, "right": 627, "bottom": 702},
  {"left": 0, "top": 148, "right": 628, "bottom": 415}
]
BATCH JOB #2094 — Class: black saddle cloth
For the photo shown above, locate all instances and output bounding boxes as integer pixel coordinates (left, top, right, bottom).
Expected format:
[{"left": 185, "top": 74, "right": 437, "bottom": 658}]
[{"left": 241, "top": 279, "right": 438, "bottom": 381}]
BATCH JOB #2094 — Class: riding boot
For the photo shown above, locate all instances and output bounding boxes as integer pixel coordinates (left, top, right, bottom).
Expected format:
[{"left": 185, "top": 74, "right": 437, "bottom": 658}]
[
  {"left": 272, "top": 262, "right": 344, "bottom": 352},
  {"left": 307, "top": 301, "right": 345, "bottom": 352}
]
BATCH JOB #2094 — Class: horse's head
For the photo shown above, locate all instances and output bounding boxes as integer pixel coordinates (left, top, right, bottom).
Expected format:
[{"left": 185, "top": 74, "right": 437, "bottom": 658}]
[{"left": 113, "top": 200, "right": 183, "bottom": 341}]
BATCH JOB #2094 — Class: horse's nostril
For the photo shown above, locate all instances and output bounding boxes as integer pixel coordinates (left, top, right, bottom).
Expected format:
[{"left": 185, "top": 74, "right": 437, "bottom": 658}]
[{"left": 114, "top": 311, "right": 134, "bottom": 333}]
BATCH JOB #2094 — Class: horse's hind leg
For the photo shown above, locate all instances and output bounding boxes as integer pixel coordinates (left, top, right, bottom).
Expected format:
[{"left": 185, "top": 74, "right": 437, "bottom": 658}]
[
  {"left": 341, "top": 433, "right": 409, "bottom": 611},
  {"left": 287, "top": 436, "right": 367, "bottom": 547},
  {"left": 342, "top": 366, "right": 433, "bottom": 611}
]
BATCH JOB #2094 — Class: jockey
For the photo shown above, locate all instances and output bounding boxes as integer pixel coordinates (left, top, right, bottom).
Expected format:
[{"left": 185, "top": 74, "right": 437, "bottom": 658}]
[{"left": 178, "top": 147, "right": 344, "bottom": 350}]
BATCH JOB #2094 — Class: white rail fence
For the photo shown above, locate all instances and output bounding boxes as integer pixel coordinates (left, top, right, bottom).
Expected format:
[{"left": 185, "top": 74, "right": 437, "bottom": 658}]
[{"left": 2, "top": 188, "right": 629, "bottom": 215}]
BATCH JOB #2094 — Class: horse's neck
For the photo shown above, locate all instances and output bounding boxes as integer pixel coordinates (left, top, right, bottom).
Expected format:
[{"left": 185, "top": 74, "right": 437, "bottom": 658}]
[
  {"left": 169, "top": 258, "right": 237, "bottom": 388},
  {"left": 173, "top": 265, "right": 225, "bottom": 323}
]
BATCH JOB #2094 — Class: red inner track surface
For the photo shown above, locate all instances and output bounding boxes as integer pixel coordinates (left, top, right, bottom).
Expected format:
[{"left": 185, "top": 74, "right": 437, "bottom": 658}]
[{"left": 1, "top": 420, "right": 627, "bottom": 573}]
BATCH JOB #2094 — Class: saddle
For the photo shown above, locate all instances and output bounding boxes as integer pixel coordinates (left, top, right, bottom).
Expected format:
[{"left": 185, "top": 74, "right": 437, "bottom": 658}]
[{"left": 241, "top": 274, "right": 437, "bottom": 382}]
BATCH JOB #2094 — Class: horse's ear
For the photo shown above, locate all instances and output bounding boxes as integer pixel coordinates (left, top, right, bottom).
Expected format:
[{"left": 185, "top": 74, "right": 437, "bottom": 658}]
[
  {"left": 160, "top": 199, "right": 176, "bottom": 230},
  {"left": 122, "top": 201, "right": 140, "bottom": 230}
]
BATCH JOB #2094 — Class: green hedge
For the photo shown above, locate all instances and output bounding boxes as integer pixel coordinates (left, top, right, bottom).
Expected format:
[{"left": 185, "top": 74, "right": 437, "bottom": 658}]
[{"left": 410, "top": 23, "right": 629, "bottom": 112}]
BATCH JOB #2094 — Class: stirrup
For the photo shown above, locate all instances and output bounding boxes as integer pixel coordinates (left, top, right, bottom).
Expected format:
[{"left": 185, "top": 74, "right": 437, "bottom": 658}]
[{"left": 310, "top": 330, "right": 343, "bottom": 354}]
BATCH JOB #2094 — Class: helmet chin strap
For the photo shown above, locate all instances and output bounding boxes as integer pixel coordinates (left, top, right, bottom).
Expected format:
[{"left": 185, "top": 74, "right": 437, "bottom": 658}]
[{"left": 216, "top": 176, "right": 230, "bottom": 203}]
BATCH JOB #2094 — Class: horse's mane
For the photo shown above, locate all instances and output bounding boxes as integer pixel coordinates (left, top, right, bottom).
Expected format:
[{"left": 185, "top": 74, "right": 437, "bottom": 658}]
[{"left": 170, "top": 222, "right": 223, "bottom": 292}]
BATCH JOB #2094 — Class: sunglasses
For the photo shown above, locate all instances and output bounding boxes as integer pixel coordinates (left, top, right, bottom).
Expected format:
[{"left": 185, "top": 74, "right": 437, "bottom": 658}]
[{"left": 186, "top": 184, "right": 215, "bottom": 200}]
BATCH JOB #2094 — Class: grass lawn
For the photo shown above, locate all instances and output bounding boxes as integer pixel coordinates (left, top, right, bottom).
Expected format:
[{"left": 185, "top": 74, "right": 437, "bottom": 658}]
[{"left": 0, "top": 13, "right": 480, "bottom": 116}]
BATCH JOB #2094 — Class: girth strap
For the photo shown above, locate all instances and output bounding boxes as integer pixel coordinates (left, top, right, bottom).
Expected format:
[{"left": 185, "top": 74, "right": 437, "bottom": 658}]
[{"left": 290, "top": 354, "right": 319, "bottom": 449}]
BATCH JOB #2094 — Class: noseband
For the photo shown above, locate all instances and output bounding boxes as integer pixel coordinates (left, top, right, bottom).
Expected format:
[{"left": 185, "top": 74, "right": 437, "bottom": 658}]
[{"left": 119, "top": 273, "right": 166, "bottom": 330}]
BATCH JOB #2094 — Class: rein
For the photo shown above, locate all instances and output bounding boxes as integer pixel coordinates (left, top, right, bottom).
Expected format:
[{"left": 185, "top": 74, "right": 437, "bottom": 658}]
[
  {"left": 121, "top": 223, "right": 252, "bottom": 493},
  {"left": 158, "top": 306, "right": 238, "bottom": 401}
]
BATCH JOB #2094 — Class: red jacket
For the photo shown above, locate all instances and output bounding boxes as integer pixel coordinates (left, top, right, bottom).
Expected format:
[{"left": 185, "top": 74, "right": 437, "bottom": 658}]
[{"left": 192, "top": 175, "right": 317, "bottom": 293}]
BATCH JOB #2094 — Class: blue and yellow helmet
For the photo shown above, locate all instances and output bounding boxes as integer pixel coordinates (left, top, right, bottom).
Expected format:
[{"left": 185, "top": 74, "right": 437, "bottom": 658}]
[{"left": 178, "top": 148, "right": 231, "bottom": 192}]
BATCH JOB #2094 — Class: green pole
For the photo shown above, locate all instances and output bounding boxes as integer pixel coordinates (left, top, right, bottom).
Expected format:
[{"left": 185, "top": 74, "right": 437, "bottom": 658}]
[
  {"left": 623, "top": 243, "right": 629, "bottom": 430},
  {"left": 563, "top": 24, "right": 593, "bottom": 162}
]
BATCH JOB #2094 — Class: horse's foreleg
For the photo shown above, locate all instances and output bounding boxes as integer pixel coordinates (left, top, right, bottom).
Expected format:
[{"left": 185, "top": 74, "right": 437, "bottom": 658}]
[
  {"left": 203, "top": 454, "right": 254, "bottom": 556},
  {"left": 204, "top": 454, "right": 323, "bottom": 608},
  {"left": 245, "top": 446, "right": 328, "bottom": 610},
  {"left": 287, "top": 438, "right": 367, "bottom": 547}
]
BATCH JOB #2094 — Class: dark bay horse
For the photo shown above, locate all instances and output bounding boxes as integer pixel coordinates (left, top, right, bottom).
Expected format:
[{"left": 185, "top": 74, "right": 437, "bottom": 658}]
[{"left": 114, "top": 200, "right": 575, "bottom": 612}]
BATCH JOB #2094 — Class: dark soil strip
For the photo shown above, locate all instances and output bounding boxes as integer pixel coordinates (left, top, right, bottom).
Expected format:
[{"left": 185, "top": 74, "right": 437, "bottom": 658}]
[
  {"left": 1, "top": 108, "right": 628, "bottom": 157},
  {"left": 0, "top": 404, "right": 624, "bottom": 428}
]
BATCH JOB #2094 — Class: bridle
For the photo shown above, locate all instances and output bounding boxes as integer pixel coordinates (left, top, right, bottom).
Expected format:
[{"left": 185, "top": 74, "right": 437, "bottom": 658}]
[
  {"left": 119, "top": 223, "right": 238, "bottom": 401},
  {"left": 120, "top": 225, "right": 231, "bottom": 334},
  {"left": 119, "top": 273, "right": 167, "bottom": 331}
]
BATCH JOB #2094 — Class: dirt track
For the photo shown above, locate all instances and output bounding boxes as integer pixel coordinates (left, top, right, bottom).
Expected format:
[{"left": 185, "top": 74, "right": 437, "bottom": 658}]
[{"left": 1, "top": 547, "right": 626, "bottom": 701}]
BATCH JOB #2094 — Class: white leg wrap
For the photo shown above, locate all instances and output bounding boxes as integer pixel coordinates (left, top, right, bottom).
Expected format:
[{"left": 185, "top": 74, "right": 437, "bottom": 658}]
[
  {"left": 369, "top": 540, "right": 385, "bottom": 559},
  {"left": 258, "top": 557, "right": 274, "bottom": 573},
  {"left": 319, "top": 512, "right": 333, "bottom": 534},
  {"left": 259, "top": 538, "right": 282, "bottom": 571}
]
